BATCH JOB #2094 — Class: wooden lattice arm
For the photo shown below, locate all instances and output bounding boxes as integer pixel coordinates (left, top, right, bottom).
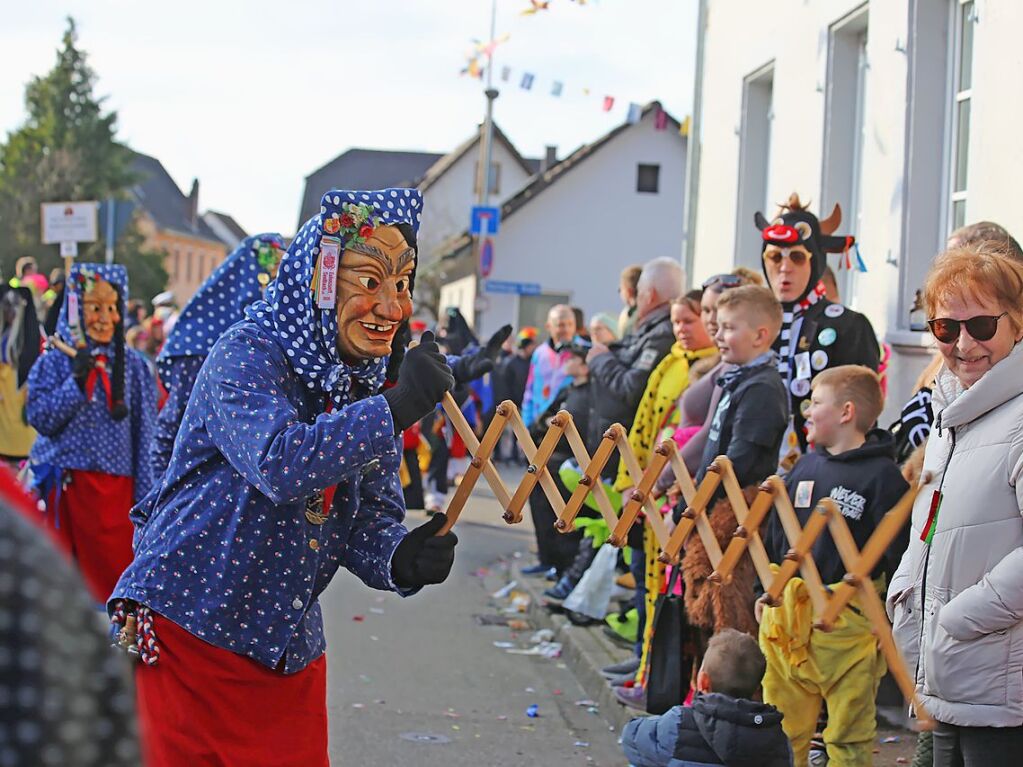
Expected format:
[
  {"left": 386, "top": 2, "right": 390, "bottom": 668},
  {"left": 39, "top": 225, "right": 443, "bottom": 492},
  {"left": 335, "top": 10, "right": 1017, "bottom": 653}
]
[
  {"left": 556, "top": 421, "right": 619, "bottom": 532},
  {"left": 504, "top": 409, "right": 570, "bottom": 523}
]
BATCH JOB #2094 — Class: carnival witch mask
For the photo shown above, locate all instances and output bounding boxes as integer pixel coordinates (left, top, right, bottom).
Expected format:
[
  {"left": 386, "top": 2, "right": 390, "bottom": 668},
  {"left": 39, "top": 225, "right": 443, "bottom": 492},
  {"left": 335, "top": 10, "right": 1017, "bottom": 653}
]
[
  {"left": 335, "top": 224, "right": 415, "bottom": 363},
  {"left": 82, "top": 277, "right": 121, "bottom": 345}
]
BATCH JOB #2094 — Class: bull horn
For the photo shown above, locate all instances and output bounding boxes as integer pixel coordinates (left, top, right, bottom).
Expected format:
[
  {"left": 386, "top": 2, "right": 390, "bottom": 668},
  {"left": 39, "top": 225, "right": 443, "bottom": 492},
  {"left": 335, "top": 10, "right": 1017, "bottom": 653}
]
[{"left": 819, "top": 203, "right": 842, "bottom": 235}]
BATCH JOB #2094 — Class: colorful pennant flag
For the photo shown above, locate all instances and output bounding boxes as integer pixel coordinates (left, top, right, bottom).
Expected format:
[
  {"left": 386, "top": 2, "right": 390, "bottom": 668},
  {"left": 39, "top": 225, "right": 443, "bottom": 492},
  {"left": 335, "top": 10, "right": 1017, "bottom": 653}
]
[
  {"left": 501, "top": 65, "right": 511, "bottom": 82},
  {"left": 602, "top": 96, "right": 615, "bottom": 112},
  {"left": 655, "top": 107, "right": 668, "bottom": 131},
  {"left": 551, "top": 81, "right": 563, "bottom": 97},
  {"left": 520, "top": 73, "right": 535, "bottom": 90},
  {"left": 627, "top": 102, "right": 642, "bottom": 124}
]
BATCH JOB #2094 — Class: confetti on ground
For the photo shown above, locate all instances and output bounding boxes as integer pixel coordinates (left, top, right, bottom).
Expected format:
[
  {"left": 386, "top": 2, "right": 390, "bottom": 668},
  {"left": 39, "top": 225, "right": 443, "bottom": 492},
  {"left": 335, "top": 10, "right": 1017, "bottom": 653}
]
[
  {"left": 352, "top": 615, "right": 365, "bottom": 622},
  {"left": 526, "top": 704, "right": 539, "bottom": 718},
  {"left": 882, "top": 736, "right": 901, "bottom": 744}
]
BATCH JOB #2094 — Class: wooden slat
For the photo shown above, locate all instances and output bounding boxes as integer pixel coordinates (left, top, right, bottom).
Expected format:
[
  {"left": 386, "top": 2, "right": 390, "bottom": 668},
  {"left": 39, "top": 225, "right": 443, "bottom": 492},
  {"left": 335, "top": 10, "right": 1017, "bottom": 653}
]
[
  {"left": 559, "top": 427, "right": 621, "bottom": 531},
  {"left": 504, "top": 402, "right": 567, "bottom": 521},
  {"left": 441, "top": 392, "right": 512, "bottom": 507},
  {"left": 710, "top": 482, "right": 775, "bottom": 585},
  {"left": 769, "top": 477, "right": 828, "bottom": 616},
  {"left": 504, "top": 410, "right": 570, "bottom": 523},
  {"left": 762, "top": 501, "right": 831, "bottom": 610},
  {"left": 438, "top": 402, "right": 511, "bottom": 534},
  {"left": 660, "top": 468, "right": 722, "bottom": 563},
  {"left": 711, "top": 457, "right": 773, "bottom": 588},
  {"left": 819, "top": 488, "right": 918, "bottom": 626},
  {"left": 608, "top": 443, "right": 671, "bottom": 548},
  {"left": 825, "top": 503, "right": 933, "bottom": 729},
  {"left": 559, "top": 421, "right": 619, "bottom": 531}
]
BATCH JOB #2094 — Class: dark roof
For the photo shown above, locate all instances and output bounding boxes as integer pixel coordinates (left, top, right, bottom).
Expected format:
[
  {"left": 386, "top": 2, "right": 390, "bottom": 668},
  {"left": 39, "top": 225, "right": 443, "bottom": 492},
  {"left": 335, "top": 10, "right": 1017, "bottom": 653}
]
[
  {"left": 203, "top": 210, "right": 249, "bottom": 244},
  {"left": 417, "top": 123, "right": 536, "bottom": 192},
  {"left": 298, "top": 149, "right": 444, "bottom": 227},
  {"left": 128, "top": 151, "right": 222, "bottom": 243},
  {"left": 440, "top": 101, "right": 684, "bottom": 258}
]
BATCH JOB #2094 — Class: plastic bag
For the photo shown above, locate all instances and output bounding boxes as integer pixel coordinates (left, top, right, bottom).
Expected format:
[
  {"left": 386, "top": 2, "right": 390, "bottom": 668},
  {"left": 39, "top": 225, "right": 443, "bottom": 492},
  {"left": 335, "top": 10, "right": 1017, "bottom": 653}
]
[{"left": 562, "top": 543, "right": 619, "bottom": 620}]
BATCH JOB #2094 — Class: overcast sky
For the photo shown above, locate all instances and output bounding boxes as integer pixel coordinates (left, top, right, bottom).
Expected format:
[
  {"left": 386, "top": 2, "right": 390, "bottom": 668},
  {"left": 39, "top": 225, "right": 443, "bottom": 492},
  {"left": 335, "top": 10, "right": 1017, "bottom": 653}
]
[{"left": 1, "top": 1, "right": 697, "bottom": 236}]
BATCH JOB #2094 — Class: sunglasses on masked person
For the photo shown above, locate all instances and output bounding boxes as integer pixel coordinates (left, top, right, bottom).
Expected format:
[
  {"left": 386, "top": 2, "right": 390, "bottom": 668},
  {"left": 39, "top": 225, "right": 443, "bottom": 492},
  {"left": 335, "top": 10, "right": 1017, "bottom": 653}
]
[
  {"left": 927, "top": 312, "right": 1008, "bottom": 343},
  {"left": 762, "top": 250, "right": 812, "bottom": 267}
]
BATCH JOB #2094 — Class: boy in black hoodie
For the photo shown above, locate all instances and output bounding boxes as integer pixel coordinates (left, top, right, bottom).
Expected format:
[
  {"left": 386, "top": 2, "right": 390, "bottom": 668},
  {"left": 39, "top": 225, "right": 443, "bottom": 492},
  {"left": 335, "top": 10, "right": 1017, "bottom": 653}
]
[
  {"left": 622, "top": 628, "right": 793, "bottom": 766},
  {"left": 758, "top": 365, "right": 910, "bottom": 767}
]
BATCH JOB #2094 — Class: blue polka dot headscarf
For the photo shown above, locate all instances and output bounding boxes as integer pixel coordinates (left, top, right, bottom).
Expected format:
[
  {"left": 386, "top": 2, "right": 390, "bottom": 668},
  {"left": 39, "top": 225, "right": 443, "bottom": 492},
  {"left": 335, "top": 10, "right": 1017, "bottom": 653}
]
[
  {"left": 57, "top": 263, "right": 129, "bottom": 346},
  {"left": 244, "top": 188, "right": 423, "bottom": 408},
  {"left": 159, "top": 233, "right": 285, "bottom": 364}
]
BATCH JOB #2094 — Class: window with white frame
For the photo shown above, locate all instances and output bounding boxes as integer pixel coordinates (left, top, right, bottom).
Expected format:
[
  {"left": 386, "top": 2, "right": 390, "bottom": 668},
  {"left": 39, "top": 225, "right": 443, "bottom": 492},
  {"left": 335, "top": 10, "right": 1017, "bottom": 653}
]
[
  {"left": 821, "top": 5, "right": 868, "bottom": 307},
  {"left": 947, "top": 0, "right": 975, "bottom": 233},
  {"left": 734, "top": 63, "right": 774, "bottom": 271}
]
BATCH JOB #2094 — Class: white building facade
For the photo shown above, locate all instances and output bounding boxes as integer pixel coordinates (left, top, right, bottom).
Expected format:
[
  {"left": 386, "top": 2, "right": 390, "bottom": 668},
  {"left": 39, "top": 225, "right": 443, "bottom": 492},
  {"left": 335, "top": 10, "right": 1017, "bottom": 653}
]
[
  {"left": 690, "top": 0, "right": 1019, "bottom": 419},
  {"left": 440, "top": 105, "right": 688, "bottom": 338}
]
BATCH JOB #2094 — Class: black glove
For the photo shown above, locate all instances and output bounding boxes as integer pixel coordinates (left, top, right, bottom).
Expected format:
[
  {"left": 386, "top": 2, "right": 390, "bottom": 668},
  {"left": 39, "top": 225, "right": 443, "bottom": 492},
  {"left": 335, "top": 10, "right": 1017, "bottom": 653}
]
[
  {"left": 71, "top": 348, "right": 95, "bottom": 391},
  {"left": 391, "top": 512, "right": 458, "bottom": 588},
  {"left": 382, "top": 330, "right": 454, "bottom": 433},
  {"left": 450, "top": 324, "right": 512, "bottom": 383},
  {"left": 385, "top": 320, "right": 412, "bottom": 386}
]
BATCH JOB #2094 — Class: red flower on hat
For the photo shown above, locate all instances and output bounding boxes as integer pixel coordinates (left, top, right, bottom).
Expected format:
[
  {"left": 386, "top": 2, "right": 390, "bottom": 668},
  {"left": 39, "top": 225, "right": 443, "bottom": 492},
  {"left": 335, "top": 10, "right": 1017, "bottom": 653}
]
[
  {"left": 359, "top": 224, "right": 374, "bottom": 239},
  {"left": 340, "top": 213, "right": 355, "bottom": 228}
]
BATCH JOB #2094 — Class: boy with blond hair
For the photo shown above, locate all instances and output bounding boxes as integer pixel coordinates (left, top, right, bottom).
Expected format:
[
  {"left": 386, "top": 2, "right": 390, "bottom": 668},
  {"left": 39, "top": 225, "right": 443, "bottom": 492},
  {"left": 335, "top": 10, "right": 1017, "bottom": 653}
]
[
  {"left": 697, "top": 284, "right": 789, "bottom": 487},
  {"left": 759, "top": 364, "right": 910, "bottom": 767}
]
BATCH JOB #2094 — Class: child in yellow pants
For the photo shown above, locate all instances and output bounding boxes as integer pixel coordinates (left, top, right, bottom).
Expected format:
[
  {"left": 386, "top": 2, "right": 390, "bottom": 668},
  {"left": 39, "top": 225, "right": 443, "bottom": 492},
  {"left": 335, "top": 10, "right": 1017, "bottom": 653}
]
[{"left": 758, "top": 366, "right": 910, "bottom": 766}]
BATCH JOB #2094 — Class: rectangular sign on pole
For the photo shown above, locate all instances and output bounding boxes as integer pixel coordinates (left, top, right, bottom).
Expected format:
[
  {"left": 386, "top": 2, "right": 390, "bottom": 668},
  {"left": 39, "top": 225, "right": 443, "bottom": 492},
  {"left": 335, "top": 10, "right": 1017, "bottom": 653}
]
[
  {"left": 483, "top": 280, "right": 541, "bottom": 296},
  {"left": 470, "top": 205, "right": 501, "bottom": 236},
  {"left": 59, "top": 241, "right": 79, "bottom": 258},
  {"left": 41, "top": 201, "right": 99, "bottom": 245}
]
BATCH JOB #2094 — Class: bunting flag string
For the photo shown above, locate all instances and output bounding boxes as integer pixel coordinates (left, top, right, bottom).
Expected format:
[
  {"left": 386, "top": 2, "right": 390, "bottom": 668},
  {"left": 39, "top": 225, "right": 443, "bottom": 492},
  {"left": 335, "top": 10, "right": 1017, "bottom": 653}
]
[
  {"left": 462, "top": 54, "right": 686, "bottom": 134},
  {"left": 521, "top": 0, "right": 588, "bottom": 16}
]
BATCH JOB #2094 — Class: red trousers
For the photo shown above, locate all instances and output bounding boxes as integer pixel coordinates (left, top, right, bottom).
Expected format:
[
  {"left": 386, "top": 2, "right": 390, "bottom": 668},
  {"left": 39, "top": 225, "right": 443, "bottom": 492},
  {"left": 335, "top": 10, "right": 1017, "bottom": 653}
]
[
  {"left": 52, "top": 469, "right": 134, "bottom": 602},
  {"left": 136, "top": 615, "right": 329, "bottom": 767}
]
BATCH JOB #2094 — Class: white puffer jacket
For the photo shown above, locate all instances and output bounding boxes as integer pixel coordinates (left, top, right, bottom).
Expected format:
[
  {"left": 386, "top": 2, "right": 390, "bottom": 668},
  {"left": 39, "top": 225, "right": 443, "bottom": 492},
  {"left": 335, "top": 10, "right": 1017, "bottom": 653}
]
[{"left": 888, "top": 341, "right": 1023, "bottom": 727}]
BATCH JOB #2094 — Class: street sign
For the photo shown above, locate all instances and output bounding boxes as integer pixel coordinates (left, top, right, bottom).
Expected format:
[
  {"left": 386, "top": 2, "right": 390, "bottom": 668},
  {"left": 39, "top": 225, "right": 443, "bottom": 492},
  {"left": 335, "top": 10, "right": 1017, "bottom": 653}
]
[
  {"left": 41, "top": 201, "right": 99, "bottom": 244},
  {"left": 60, "top": 241, "right": 79, "bottom": 258},
  {"left": 470, "top": 205, "right": 501, "bottom": 236},
  {"left": 484, "top": 280, "right": 541, "bottom": 296},
  {"left": 480, "top": 237, "right": 494, "bottom": 277}
]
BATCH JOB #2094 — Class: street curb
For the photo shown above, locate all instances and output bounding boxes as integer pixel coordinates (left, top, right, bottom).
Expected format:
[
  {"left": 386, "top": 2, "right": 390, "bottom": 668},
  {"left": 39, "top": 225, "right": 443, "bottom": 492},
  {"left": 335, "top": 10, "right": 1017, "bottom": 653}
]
[{"left": 512, "top": 565, "right": 643, "bottom": 736}]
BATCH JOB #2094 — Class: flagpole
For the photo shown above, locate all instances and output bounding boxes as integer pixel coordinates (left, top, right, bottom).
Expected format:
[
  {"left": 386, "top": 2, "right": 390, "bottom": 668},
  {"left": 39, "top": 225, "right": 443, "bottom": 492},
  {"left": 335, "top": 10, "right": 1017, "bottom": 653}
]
[{"left": 473, "top": 0, "right": 500, "bottom": 331}]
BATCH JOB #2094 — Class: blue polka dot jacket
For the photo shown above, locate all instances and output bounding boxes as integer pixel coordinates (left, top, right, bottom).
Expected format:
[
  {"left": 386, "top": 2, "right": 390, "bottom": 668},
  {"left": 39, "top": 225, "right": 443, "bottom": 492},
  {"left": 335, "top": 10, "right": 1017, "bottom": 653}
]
[{"left": 112, "top": 188, "right": 425, "bottom": 673}]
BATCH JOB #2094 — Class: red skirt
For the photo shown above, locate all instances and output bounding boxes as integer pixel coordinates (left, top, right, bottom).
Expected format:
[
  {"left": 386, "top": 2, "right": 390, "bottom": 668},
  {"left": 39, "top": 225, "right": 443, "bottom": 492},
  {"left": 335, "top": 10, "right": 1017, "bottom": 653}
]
[
  {"left": 136, "top": 614, "right": 329, "bottom": 767},
  {"left": 51, "top": 469, "right": 134, "bottom": 602}
]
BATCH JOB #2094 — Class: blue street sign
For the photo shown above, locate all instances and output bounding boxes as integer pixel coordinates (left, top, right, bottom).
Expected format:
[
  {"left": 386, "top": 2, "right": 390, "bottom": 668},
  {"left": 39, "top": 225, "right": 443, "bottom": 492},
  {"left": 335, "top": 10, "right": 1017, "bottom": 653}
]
[
  {"left": 470, "top": 205, "right": 501, "bottom": 236},
  {"left": 480, "top": 237, "right": 494, "bottom": 278},
  {"left": 484, "top": 280, "right": 541, "bottom": 296}
]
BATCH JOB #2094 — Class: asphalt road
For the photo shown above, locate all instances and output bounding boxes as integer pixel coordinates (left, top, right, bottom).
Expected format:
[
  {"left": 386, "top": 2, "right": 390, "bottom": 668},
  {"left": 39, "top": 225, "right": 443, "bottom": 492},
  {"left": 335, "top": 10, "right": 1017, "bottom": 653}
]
[{"left": 320, "top": 493, "right": 627, "bottom": 766}]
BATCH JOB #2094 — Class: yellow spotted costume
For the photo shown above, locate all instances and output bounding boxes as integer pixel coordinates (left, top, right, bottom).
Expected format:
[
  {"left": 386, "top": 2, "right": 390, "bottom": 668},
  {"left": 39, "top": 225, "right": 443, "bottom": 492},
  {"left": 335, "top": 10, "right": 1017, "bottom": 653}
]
[{"left": 612, "top": 342, "right": 718, "bottom": 685}]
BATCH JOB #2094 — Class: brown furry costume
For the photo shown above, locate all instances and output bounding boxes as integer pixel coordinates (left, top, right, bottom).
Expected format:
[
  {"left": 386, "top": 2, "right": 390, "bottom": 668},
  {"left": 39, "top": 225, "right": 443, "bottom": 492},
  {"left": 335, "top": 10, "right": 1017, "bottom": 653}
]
[{"left": 681, "top": 488, "right": 759, "bottom": 638}]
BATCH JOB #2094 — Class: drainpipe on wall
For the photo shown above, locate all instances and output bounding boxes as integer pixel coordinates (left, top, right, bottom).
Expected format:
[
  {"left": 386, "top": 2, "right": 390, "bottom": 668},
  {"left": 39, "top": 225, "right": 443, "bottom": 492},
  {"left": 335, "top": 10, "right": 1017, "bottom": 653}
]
[{"left": 680, "top": 0, "right": 707, "bottom": 289}]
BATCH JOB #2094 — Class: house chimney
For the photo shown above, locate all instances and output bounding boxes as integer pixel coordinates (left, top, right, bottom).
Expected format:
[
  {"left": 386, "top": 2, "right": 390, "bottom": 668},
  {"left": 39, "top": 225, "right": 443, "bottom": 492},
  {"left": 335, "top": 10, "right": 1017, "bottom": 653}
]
[
  {"left": 188, "top": 179, "right": 199, "bottom": 230},
  {"left": 540, "top": 145, "right": 558, "bottom": 174}
]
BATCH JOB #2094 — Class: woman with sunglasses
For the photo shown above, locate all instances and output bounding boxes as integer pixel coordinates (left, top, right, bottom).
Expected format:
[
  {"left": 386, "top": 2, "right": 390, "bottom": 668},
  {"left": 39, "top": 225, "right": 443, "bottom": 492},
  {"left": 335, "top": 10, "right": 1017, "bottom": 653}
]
[{"left": 887, "top": 247, "right": 1023, "bottom": 767}]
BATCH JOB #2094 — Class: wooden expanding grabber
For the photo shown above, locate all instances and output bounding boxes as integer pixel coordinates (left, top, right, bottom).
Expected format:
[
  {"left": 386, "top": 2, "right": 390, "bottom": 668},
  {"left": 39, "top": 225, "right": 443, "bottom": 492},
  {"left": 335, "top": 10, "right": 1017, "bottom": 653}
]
[{"left": 436, "top": 394, "right": 931, "bottom": 727}]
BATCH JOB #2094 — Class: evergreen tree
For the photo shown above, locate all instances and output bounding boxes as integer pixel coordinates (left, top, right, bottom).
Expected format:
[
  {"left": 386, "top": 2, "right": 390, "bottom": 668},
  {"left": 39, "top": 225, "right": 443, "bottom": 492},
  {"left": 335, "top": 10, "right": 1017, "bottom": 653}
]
[{"left": 0, "top": 17, "right": 134, "bottom": 279}]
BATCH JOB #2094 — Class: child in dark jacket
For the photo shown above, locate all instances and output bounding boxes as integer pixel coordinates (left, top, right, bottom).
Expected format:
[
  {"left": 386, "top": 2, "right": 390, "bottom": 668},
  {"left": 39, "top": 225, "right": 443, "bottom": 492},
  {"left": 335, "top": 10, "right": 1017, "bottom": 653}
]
[
  {"left": 758, "top": 365, "right": 910, "bottom": 767},
  {"left": 622, "top": 628, "right": 793, "bottom": 767},
  {"left": 694, "top": 285, "right": 789, "bottom": 489}
]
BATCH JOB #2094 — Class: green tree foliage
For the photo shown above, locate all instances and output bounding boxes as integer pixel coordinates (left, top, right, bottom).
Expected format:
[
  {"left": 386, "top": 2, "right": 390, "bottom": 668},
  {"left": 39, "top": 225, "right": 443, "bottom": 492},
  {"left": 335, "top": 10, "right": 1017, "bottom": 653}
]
[{"left": 0, "top": 17, "right": 137, "bottom": 281}]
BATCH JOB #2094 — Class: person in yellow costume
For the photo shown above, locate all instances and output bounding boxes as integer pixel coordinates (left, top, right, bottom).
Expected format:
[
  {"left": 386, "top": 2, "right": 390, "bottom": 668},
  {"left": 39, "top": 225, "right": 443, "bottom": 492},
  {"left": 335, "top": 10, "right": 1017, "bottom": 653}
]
[
  {"left": 612, "top": 290, "right": 718, "bottom": 704},
  {"left": 757, "top": 365, "right": 909, "bottom": 766},
  {"left": 0, "top": 285, "right": 41, "bottom": 463}
]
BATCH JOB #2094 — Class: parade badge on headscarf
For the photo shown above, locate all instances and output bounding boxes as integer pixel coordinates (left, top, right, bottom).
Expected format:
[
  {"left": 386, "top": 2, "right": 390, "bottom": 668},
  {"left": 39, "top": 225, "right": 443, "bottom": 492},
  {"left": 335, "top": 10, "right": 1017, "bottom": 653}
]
[{"left": 245, "top": 189, "right": 422, "bottom": 408}]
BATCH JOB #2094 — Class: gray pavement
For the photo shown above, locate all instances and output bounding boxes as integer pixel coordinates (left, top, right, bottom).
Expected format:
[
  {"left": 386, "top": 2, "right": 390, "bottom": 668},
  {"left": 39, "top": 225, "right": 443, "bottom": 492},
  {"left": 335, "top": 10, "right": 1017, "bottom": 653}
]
[{"left": 320, "top": 486, "right": 628, "bottom": 766}]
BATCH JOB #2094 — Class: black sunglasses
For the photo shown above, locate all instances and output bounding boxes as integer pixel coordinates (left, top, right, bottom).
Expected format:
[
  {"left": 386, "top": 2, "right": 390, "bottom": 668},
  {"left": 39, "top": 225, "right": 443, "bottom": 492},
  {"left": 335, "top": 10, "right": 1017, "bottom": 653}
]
[
  {"left": 763, "top": 250, "right": 812, "bottom": 266},
  {"left": 927, "top": 312, "right": 1008, "bottom": 343},
  {"left": 701, "top": 273, "right": 743, "bottom": 290}
]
